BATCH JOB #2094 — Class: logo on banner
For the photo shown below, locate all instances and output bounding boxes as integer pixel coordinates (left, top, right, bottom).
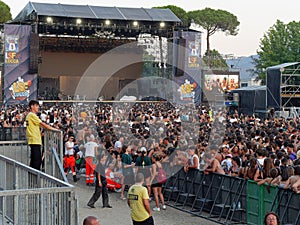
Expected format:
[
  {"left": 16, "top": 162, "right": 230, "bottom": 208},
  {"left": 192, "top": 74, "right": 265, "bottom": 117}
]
[
  {"left": 9, "top": 77, "right": 32, "bottom": 101},
  {"left": 188, "top": 41, "right": 200, "bottom": 68},
  {"left": 5, "top": 36, "right": 19, "bottom": 64},
  {"left": 178, "top": 79, "right": 197, "bottom": 102}
]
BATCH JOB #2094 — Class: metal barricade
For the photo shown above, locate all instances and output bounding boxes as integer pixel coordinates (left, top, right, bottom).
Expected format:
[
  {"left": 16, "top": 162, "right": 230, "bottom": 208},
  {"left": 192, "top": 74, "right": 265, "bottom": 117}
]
[
  {"left": 0, "top": 141, "right": 29, "bottom": 165},
  {"left": 43, "top": 130, "right": 67, "bottom": 183},
  {"left": 0, "top": 128, "right": 26, "bottom": 141},
  {"left": 164, "top": 170, "right": 300, "bottom": 225},
  {"left": 265, "top": 188, "right": 300, "bottom": 225},
  {"left": 0, "top": 130, "right": 67, "bottom": 183},
  {"left": 0, "top": 155, "right": 77, "bottom": 225}
]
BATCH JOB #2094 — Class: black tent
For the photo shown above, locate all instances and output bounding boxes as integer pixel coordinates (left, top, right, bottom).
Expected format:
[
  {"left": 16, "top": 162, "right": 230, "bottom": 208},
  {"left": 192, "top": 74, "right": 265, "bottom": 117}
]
[{"left": 232, "top": 86, "right": 266, "bottom": 116}]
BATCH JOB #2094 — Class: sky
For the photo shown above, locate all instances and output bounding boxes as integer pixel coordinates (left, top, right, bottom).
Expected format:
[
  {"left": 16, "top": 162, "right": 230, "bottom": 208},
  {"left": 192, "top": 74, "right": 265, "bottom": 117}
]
[{"left": 2, "top": 0, "right": 300, "bottom": 57}]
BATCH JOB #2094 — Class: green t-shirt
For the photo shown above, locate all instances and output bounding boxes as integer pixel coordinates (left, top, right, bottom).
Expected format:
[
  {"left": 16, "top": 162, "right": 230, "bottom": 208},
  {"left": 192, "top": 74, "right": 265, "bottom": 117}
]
[
  {"left": 122, "top": 153, "right": 133, "bottom": 176},
  {"left": 135, "top": 156, "right": 152, "bottom": 167},
  {"left": 127, "top": 184, "right": 150, "bottom": 222}
]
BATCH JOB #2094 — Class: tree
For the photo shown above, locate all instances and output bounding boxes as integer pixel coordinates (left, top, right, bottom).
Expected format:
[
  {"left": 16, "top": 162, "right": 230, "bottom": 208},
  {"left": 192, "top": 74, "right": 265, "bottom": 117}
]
[
  {"left": 154, "top": 5, "right": 188, "bottom": 26},
  {"left": 187, "top": 8, "right": 239, "bottom": 68},
  {"left": 254, "top": 20, "right": 300, "bottom": 84},
  {"left": 0, "top": 1, "right": 12, "bottom": 23},
  {"left": 202, "top": 49, "right": 229, "bottom": 70},
  {"left": 0, "top": 1, "right": 12, "bottom": 63}
]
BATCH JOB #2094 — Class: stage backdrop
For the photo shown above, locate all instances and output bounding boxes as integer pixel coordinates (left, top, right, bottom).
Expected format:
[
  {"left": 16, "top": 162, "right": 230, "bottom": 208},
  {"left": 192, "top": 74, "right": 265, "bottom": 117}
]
[{"left": 4, "top": 24, "right": 37, "bottom": 105}]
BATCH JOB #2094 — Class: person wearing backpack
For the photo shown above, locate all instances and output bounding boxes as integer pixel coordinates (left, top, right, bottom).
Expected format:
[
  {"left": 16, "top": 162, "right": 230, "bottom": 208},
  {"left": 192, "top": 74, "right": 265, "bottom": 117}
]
[{"left": 150, "top": 153, "right": 166, "bottom": 212}]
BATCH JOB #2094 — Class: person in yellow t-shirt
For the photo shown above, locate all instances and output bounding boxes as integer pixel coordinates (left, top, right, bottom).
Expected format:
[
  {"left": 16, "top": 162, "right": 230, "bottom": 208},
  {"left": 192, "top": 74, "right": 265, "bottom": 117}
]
[
  {"left": 26, "top": 100, "right": 60, "bottom": 170},
  {"left": 127, "top": 173, "right": 154, "bottom": 225}
]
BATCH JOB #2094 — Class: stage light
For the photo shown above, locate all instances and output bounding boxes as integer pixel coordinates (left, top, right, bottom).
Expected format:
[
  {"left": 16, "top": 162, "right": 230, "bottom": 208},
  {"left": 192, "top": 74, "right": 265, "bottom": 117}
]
[
  {"left": 105, "top": 20, "right": 111, "bottom": 26},
  {"left": 76, "top": 19, "right": 82, "bottom": 25},
  {"left": 46, "top": 17, "right": 53, "bottom": 24},
  {"left": 133, "top": 21, "right": 138, "bottom": 27},
  {"left": 160, "top": 22, "right": 165, "bottom": 28}
]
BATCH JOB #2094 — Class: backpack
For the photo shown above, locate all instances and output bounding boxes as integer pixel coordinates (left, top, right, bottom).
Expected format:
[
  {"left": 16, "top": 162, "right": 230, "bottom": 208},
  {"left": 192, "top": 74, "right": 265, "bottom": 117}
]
[{"left": 157, "top": 166, "right": 167, "bottom": 184}]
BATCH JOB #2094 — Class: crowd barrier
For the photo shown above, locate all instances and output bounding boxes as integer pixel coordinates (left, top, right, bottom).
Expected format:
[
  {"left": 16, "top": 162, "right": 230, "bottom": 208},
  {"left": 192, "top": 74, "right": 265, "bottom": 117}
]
[
  {"left": 43, "top": 130, "right": 67, "bottom": 183},
  {"left": 0, "top": 155, "right": 78, "bottom": 225},
  {"left": 163, "top": 166, "right": 299, "bottom": 225},
  {"left": 0, "top": 130, "right": 67, "bottom": 183},
  {"left": 0, "top": 127, "right": 26, "bottom": 141}
]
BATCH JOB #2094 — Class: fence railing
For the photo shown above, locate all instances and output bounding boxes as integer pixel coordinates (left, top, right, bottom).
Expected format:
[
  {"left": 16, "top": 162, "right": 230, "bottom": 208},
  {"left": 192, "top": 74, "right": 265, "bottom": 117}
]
[
  {"left": 0, "top": 127, "right": 26, "bottom": 141},
  {"left": 163, "top": 167, "right": 299, "bottom": 225},
  {"left": 43, "top": 130, "right": 67, "bottom": 183},
  {"left": 0, "top": 154, "right": 78, "bottom": 225},
  {"left": 0, "top": 130, "right": 67, "bottom": 183}
]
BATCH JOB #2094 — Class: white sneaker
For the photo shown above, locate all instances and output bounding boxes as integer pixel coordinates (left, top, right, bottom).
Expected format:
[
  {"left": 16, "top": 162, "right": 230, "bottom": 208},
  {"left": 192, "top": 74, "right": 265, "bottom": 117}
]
[
  {"left": 162, "top": 205, "right": 167, "bottom": 210},
  {"left": 153, "top": 207, "right": 160, "bottom": 211}
]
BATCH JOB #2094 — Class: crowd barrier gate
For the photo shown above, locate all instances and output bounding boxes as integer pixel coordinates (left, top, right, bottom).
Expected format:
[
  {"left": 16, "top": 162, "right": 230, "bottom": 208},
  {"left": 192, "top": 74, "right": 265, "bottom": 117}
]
[
  {"left": 0, "top": 155, "right": 78, "bottom": 225},
  {"left": 163, "top": 167, "right": 299, "bottom": 225}
]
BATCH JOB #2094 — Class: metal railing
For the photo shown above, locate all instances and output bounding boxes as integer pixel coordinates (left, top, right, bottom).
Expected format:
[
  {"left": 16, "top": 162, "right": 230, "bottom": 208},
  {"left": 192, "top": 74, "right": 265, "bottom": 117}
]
[
  {"left": 0, "top": 154, "right": 77, "bottom": 225},
  {"left": 163, "top": 168, "right": 300, "bottom": 225},
  {"left": 43, "top": 130, "right": 67, "bottom": 183},
  {"left": 0, "top": 130, "right": 67, "bottom": 183},
  {"left": 0, "top": 141, "right": 29, "bottom": 165},
  {"left": 0, "top": 128, "right": 26, "bottom": 141}
]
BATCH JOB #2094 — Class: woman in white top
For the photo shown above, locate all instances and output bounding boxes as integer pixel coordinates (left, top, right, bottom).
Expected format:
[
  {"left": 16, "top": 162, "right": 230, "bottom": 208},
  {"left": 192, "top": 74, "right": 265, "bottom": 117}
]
[{"left": 184, "top": 146, "right": 200, "bottom": 172}]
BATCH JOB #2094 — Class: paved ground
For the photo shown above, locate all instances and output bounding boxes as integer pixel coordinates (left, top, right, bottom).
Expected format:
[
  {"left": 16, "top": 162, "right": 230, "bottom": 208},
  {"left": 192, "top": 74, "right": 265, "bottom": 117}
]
[{"left": 73, "top": 177, "right": 219, "bottom": 225}]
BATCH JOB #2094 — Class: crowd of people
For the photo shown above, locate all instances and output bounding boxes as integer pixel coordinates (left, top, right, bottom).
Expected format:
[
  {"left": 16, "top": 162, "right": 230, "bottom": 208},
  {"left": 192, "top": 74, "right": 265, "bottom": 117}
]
[
  {"left": 36, "top": 101, "right": 300, "bottom": 196},
  {"left": 4, "top": 100, "right": 300, "bottom": 224},
  {"left": 4, "top": 100, "right": 300, "bottom": 195}
]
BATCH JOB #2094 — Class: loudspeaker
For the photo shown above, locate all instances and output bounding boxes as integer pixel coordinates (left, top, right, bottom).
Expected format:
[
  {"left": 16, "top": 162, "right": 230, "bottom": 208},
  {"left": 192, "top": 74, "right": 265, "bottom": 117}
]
[
  {"left": 174, "top": 38, "right": 186, "bottom": 77},
  {"left": 29, "top": 33, "right": 39, "bottom": 74}
]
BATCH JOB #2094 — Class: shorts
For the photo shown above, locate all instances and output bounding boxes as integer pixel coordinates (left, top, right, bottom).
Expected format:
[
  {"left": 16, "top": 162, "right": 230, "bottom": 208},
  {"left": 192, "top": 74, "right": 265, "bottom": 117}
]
[
  {"left": 133, "top": 216, "right": 154, "bottom": 225},
  {"left": 151, "top": 179, "right": 162, "bottom": 188},
  {"left": 124, "top": 173, "right": 135, "bottom": 185}
]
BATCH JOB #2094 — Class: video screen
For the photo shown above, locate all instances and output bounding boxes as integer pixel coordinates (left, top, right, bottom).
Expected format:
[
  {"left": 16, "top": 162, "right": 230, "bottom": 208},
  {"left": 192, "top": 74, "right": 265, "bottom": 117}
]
[{"left": 204, "top": 74, "right": 239, "bottom": 94}]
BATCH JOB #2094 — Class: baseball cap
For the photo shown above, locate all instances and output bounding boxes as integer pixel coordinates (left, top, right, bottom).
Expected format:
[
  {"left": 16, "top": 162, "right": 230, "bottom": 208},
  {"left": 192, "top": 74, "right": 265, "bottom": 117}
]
[{"left": 140, "top": 147, "right": 147, "bottom": 153}]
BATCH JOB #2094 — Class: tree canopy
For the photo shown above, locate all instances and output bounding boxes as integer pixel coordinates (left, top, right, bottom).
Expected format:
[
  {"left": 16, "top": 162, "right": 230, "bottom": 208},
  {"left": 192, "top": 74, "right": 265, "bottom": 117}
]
[
  {"left": 154, "top": 5, "right": 188, "bottom": 26},
  {"left": 187, "top": 8, "right": 239, "bottom": 68},
  {"left": 0, "top": 1, "right": 12, "bottom": 23},
  {"left": 254, "top": 20, "right": 300, "bottom": 84},
  {"left": 202, "top": 49, "right": 229, "bottom": 70}
]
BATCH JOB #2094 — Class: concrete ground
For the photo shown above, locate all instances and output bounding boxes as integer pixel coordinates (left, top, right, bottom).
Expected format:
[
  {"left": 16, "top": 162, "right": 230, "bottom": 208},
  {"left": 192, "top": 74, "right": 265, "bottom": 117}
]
[{"left": 73, "top": 177, "right": 219, "bottom": 225}]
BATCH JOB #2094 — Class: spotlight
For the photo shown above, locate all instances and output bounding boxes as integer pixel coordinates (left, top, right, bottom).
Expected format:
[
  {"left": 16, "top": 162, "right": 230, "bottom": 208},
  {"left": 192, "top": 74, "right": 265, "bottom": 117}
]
[
  {"left": 133, "top": 21, "right": 138, "bottom": 27},
  {"left": 105, "top": 20, "right": 111, "bottom": 26},
  {"left": 160, "top": 22, "right": 165, "bottom": 28},
  {"left": 46, "top": 17, "right": 53, "bottom": 24},
  {"left": 76, "top": 19, "right": 82, "bottom": 25}
]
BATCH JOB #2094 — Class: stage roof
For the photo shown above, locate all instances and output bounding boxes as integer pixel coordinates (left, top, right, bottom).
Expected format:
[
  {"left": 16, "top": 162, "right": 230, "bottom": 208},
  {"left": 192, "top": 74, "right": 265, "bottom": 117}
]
[
  {"left": 233, "top": 85, "right": 266, "bottom": 91},
  {"left": 13, "top": 2, "right": 181, "bottom": 23},
  {"left": 267, "top": 62, "right": 300, "bottom": 71}
]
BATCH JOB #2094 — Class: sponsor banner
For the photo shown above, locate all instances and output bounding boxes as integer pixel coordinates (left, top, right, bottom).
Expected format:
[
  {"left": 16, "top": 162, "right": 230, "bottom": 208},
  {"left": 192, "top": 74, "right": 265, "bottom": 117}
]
[
  {"left": 187, "top": 32, "right": 201, "bottom": 68},
  {"left": 4, "top": 25, "right": 37, "bottom": 105},
  {"left": 5, "top": 35, "right": 19, "bottom": 64},
  {"left": 173, "top": 31, "right": 202, "bottom": 105}
]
